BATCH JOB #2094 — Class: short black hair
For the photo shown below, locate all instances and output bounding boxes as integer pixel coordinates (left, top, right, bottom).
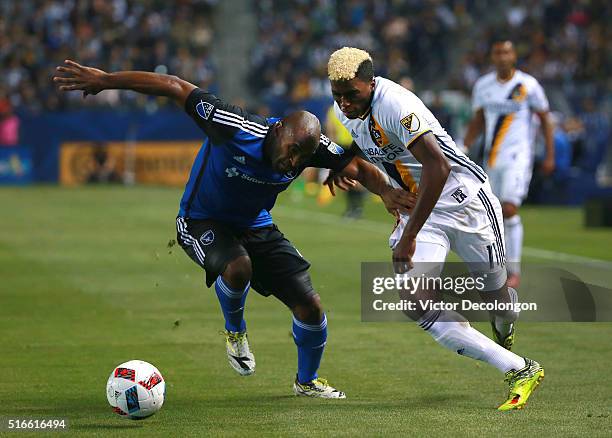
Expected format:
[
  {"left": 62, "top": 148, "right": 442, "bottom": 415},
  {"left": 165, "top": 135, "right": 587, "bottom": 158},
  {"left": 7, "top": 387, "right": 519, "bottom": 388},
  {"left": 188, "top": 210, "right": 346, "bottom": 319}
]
[
  {"left": 490, "top": 34, "right": 514, "bottom": 48},
  {"left": 355, "top": 59, "right": 374, "bottom": 81}
]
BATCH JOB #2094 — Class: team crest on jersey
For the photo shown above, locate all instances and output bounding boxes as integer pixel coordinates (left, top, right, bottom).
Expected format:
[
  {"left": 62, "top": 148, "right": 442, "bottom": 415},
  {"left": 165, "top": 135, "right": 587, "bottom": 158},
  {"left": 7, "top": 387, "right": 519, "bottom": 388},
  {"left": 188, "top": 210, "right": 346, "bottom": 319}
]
[
  {"left": 400, "top": 113, "right": 420, "bottom": 133},
  {"left": 200, "top": 230, "right": 215, "bottom": 246},
  {"left": 196, "top": 100, "right": 214, "bottom": 120}
]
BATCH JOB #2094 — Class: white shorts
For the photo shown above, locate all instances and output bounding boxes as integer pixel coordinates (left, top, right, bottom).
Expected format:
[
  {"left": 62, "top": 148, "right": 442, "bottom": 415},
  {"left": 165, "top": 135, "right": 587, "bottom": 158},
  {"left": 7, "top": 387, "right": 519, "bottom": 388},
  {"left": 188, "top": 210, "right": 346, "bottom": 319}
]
[
  {"left": 486, "top": 161, "right": 532, "bottom": 206},
  {"left": 389, "top": 182, "right": 507, "bottom": 291}
]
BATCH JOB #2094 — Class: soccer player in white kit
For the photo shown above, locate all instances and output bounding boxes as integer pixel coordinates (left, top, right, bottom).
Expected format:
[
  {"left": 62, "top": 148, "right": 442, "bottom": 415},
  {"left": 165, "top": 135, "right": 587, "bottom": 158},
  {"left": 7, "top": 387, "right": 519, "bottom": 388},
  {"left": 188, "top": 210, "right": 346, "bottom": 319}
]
[
  {"left": 464, "top": 38, "right": 555, "bottom": 288},
  {"left": 327, "top": 47, "right": 544, "bottom": 411}
]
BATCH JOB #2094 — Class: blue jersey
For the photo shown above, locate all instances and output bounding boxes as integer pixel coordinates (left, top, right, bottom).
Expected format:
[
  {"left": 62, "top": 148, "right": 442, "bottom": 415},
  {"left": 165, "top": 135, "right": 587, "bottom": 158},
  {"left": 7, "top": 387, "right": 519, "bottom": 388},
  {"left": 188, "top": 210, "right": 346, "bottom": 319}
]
[{"left": 179, "top": 88, "right": 353, "bottom": 228}]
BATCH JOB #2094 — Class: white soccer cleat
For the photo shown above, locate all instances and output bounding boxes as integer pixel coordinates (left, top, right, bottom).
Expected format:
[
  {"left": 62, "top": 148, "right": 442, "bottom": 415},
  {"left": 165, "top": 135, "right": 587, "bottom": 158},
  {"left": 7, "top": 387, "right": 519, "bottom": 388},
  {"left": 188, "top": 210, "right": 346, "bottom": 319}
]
[
  {"left": 224, "top": 330, "right": 255, "bottom": 376},
  {"left": 293, "top": 376, "right": 346, "bottom": 399}
]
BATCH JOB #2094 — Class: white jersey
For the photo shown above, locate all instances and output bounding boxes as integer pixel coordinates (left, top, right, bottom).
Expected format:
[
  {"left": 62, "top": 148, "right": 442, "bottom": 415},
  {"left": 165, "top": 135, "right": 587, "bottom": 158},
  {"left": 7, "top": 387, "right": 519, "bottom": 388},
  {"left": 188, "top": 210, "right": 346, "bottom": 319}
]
[
  {"left": 335, "top": 76, "right": 487, "bottom": 212},
  {"left": 472, "top": 70, "right": 549, "bottom": 169}
]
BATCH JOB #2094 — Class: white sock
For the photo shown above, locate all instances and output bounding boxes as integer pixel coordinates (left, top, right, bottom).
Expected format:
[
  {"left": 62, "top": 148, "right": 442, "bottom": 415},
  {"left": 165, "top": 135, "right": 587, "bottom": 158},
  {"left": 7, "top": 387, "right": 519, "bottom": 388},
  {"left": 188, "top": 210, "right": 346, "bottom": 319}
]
[
  {"left": 418, "top": 309, "right": 525, "bottom": 373},
  {"left": 504, "top": 215, "right": 523, "bottom": 275}
]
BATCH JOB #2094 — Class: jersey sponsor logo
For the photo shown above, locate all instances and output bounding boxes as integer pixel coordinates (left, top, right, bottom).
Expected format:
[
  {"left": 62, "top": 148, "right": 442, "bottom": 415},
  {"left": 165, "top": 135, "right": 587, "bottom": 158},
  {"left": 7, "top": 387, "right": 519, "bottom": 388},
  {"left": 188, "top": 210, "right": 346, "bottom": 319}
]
[
  {"left": 196, "top": 100, "right": 215, "bottom": 120},
  {"left": 363, "top": 143, "right": 406, "bottom": 163},
  {"left": 233, "top": 155, "right": 246, "bottom": 164},
  {"left": 200, "top": 230, "right": 215, "bottom": 246},
  {"left": 484, "top": 101, "right": 522, "bottom": 114},
  {"left": 327, "top": 142, "right": 345, "bottom": 155},
  {"left": 225, "top": 167, "right": 239, "bottom": 177},
  {"left": 400, "top": 113, "right": 420, "bottom": 133},
  {"left": 224, "top": 166, "right": 292, "bottom": 185}
]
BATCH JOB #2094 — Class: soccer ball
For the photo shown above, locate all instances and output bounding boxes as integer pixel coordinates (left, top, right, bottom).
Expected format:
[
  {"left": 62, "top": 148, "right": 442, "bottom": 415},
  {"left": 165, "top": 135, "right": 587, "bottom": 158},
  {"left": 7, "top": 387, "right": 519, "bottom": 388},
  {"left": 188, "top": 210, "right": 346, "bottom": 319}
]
[{"left": 106, "top": 360, "right": 165, "bottom": 419}]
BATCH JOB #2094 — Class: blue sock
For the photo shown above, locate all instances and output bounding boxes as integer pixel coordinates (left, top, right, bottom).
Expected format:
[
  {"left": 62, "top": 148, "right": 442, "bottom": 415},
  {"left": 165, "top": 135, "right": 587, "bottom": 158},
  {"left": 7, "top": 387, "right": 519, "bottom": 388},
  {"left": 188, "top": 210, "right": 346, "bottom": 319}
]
[
  {"left": 215, "top": 276, "right": 249, "bottom": 333},
  {"left": 292, "top": 314, "right": 327, "bottom": 384}
]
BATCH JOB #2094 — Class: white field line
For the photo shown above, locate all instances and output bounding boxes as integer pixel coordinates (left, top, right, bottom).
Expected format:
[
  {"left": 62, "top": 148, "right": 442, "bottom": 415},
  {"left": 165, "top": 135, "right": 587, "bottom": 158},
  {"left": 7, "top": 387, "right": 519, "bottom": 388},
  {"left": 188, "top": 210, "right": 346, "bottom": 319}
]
[{"left": 272, "top": 206, "right": 612, "bottom": 268}]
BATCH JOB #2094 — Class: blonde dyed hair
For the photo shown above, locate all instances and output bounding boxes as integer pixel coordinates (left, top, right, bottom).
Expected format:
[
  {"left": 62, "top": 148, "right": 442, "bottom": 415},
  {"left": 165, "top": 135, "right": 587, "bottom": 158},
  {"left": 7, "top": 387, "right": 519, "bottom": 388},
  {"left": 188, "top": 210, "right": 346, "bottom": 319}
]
[{"left": 328, "top": 47, "right": 372, "bottom": 81}]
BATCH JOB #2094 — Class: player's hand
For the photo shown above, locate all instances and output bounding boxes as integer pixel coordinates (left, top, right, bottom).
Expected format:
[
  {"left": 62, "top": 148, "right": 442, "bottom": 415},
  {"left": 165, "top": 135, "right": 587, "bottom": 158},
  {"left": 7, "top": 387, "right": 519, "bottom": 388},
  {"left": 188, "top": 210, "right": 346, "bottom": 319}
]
[
  {"left": 323, "top": 171, "right": 357, "bottom": 196},
  {"left": 392, "top": 236, "right": 416, "bottom": 274},
  {"left": 541, "top": 156, "right": 555, "bottom": 176},
  {"left": 53, "top": 60, "right": 108, "bottom": 98},
  {"left": 381, "top": 187, "right": 417, "bottom": 216}
]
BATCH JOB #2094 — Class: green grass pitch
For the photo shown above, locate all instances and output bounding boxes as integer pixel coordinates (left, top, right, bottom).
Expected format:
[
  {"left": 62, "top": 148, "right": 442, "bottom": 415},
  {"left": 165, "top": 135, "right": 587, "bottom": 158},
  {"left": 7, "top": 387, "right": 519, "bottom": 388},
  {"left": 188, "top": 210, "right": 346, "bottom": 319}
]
[{"left": 1, "top": 186, "right": 611, "bottom": 436}]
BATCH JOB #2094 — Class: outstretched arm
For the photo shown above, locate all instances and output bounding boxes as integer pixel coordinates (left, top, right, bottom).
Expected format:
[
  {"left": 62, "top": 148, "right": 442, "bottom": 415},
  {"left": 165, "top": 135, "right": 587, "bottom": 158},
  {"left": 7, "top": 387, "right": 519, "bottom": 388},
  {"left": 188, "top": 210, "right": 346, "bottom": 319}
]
[{"left": 53, "top": 59, "right": 197, "bottom": 107}]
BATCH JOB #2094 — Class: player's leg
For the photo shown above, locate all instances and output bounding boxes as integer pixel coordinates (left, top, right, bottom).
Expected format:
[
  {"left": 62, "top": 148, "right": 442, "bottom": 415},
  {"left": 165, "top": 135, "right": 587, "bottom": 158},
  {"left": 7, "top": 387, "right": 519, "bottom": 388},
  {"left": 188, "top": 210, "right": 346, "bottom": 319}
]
[
  {"left": 503, "top": 202, "right": 522, "bottom": 287},
  {"left": 498, "top": 164, "right": 532, "bottom": 288},
  {"left": 453, "top": 185, "right": 519, "bottom": 349},
  {"left": 243, "top": 225, "right": 345, "bottom": 398},
  {"left": 396, "top": 229, "right": 525, "bottom": 375},
  {"left": 176, "top": 217, "right": 255, "bottom": 376},
  {"left": 395, "top": 213, "right": 540, "bottom": 409},
  {"left": 452, "top": 188, "right": 544, "bottom": 410}
]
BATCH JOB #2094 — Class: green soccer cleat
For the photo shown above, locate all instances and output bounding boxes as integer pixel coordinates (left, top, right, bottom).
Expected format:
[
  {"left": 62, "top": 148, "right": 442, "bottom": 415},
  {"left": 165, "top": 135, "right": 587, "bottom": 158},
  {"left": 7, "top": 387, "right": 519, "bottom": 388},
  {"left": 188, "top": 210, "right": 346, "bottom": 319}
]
[
  {"left": 498, "top": 358, "right": 544, "bottom": 411},
  {"left": 224, "top": 330, "right": 255, "bottom": 376},
  {"left": 491, "top": 321, "right": 515, "bottom": 350},
  {"left": 293, "top": 376, "right": 346, "bottom": 399}
]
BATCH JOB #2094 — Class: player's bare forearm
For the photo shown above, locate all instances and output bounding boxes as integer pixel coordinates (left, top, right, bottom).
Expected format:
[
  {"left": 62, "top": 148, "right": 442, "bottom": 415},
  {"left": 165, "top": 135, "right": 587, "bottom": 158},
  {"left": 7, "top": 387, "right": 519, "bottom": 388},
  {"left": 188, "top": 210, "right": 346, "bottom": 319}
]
[
  {"left": 341, "top": 157, "right": 389, "bottom": 196},
  {"left": 537, "top": 111, "right": 555, "bottom": 174},
  {"left": 464, "top": 109, "right": 485, "bottom": 149},
  {"left": 336, "top": 157, "right": 416, "bottom": 214},
  {"left": 53, "top": 60, "right": 196, "bottom": 106},
  {"left": 104, "top": 71, "right": 196, "bottom": 102},
  {"left": 402, "top": 133, "right": 450, "bottom": 239}
]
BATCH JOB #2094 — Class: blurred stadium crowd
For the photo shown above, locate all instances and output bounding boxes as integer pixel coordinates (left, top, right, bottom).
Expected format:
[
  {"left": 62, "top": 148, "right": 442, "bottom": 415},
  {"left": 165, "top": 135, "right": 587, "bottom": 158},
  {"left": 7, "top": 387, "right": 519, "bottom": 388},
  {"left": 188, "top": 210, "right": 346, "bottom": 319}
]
[
  {"left": 0, "top": 0, "right": 609, "bottom": 192},
  {"left": 0, "top": 0, "right": 218, "bottom": 113}
]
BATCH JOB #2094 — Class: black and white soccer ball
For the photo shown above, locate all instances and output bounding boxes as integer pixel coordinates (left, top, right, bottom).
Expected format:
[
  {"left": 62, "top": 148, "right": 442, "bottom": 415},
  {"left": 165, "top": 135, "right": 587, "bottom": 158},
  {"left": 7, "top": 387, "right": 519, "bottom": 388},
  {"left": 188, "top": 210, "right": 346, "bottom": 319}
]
[{"left": 106, "top": 360, "right": 165, "bottom": 419}]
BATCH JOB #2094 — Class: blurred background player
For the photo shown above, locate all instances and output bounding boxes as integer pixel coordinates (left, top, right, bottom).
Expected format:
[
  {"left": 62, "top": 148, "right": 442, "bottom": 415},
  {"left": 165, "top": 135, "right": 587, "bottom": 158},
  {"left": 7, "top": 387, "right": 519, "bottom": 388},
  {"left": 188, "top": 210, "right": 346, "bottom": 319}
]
[
  {"left": 324, "top": 103, "right": 367, "bottom": 218},
  {"left": 327, "top": 47, "right": 544, "bottom": 411},
  {"left": 464, "top": 38, "right": 555, "bottom": 288}
]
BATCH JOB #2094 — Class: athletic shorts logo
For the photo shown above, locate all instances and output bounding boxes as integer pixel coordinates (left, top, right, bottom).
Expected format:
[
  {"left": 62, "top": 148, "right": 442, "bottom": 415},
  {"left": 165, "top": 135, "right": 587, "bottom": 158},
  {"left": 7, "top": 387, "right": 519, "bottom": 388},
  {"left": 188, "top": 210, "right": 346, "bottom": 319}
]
[
  {"left": 196, "top": 100, "right": 214, "bottom": 120},
  {"left": 284, "top": 170, "right": 297, "bottom": 179},
  {"left": 200, "top": 230, "right": 215, "bottom": 246},
  {"left": 400, "top": 113, "right": 420, "bottom": 133},
  {"left": 225, "top": 167, "right": 239, "bottom": 177},
  {"left": 327, "top": 142, "right": 345, "bottom": 155}
]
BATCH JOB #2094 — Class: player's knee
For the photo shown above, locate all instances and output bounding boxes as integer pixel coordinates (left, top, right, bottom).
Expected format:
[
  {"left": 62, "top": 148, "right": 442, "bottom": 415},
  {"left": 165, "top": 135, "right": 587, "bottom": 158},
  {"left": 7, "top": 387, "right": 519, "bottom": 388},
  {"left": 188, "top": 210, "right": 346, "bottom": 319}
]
[
  {"left": 293, "top": 293, "right": 323, "bottom": 324},
  {"left": 222, "top": 255, "right": 252, "bottom": 290},
  {"left": 502, "top": 202, "right": 518, "bottom": 218}
]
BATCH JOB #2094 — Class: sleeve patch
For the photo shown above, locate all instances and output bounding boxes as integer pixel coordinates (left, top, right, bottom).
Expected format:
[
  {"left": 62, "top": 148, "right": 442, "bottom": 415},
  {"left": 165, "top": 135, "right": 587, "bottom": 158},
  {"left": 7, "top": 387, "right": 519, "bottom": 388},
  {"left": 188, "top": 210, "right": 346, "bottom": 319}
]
[
  {"left": 196, "top": 100, "right": 215, "bottom": 120},
  {"left": 400, "top": 113, "right": 420, "bottom": 133},
  {"left": 327, "top": 142, "right": 345, "bottom": 155}
]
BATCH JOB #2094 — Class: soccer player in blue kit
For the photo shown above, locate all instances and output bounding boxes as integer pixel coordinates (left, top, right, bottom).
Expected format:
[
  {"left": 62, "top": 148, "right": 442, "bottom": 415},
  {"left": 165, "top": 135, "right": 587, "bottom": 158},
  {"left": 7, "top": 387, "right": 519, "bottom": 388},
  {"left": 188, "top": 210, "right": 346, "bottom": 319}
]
[{"left": 54, "top": 59, "right": 415, "bottom": 398}]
